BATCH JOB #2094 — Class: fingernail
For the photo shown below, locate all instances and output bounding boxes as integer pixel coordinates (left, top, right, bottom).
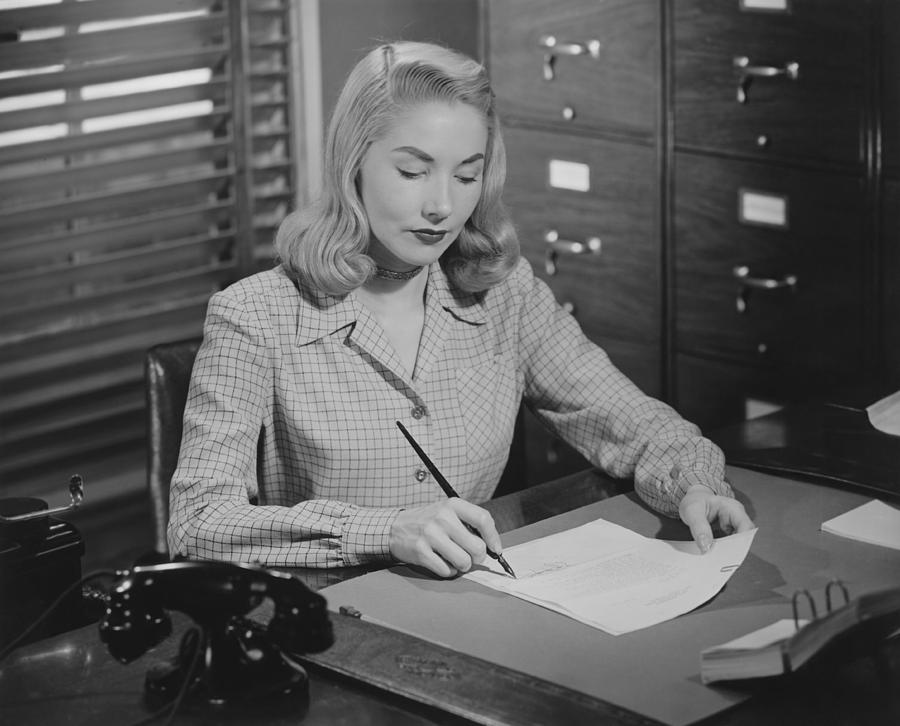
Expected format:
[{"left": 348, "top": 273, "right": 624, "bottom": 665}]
[{"left": 699, "top": 535, "right": 712, "bottom": 553}]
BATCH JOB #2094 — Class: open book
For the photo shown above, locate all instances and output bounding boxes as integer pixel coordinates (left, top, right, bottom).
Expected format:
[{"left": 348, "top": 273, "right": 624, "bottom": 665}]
[{"left": 701, "top": 586, "right": 900, "bottom": 684}]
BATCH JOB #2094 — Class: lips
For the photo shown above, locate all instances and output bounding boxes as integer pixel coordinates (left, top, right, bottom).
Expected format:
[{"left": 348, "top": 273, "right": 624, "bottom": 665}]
[{"left": 411, "top": 229, "right": 447, "bottom": 243}]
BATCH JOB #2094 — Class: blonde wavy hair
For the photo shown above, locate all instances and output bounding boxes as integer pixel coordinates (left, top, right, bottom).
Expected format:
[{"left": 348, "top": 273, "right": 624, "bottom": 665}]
[{"left": 274, "top": 41, "right": 519, "bottom": 296}]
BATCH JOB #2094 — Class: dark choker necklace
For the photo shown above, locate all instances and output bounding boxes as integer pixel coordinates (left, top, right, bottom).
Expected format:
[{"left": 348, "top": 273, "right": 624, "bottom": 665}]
[{"left": 373, "top": 265, "right": 424, "bottom": 281}]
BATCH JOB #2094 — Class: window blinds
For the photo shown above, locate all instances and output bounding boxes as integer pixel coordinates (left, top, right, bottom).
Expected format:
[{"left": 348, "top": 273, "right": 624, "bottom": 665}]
[{"left": 0, "top": 0, "right": 297, "bottom": 503}]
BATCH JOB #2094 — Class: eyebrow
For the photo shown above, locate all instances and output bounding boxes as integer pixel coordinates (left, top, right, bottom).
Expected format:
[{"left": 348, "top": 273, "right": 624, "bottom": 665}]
[{"left": 392, "top": 146, "right": 484, "bottom": 166}]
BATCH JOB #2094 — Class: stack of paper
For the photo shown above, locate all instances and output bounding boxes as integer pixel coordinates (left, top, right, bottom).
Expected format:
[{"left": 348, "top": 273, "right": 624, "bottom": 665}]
[
  {"left": 700, "top": 619, "right": 807, "bottom": 683},
  {"left": 464, "top": 518, "right": 757, "bottom": 635},
  {"left": 821, "top": 500, "right": 900, "bottom": 551},
  {"left": 866, "top": 389, "right": 900, "bottom": 436}
]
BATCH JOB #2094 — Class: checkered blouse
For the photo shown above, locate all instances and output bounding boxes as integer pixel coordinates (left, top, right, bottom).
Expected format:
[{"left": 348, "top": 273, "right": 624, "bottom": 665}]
[{"left": 167, "top": 258, "right": 731, "bottom": 567}]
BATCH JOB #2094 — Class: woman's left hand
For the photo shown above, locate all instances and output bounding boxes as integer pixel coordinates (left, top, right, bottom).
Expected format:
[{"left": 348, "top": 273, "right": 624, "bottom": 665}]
[{"left": 678, "top": 483, "right": 755, "bottom": 553}]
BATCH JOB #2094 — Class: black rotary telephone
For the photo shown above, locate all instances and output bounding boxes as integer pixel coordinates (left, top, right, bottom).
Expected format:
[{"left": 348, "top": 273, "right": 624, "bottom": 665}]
[{"left": 98, "top": 560, "right": 334, "bottom": 712}]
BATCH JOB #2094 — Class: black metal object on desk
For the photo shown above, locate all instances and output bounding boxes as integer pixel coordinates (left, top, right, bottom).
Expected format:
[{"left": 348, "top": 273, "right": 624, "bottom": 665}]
[{"left": 0, "top": 475, "right": 88, "bottom": 649}]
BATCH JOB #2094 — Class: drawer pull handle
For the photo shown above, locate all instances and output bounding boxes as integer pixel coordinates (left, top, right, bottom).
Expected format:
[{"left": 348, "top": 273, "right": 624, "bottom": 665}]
[
  {"left": 733, "top": 265, "right": 798, "bottom": 313},
  {"left": 733, "top": 56, "right": 799, "bottom": 104},
  {"left": 544, "top": 229, "right": 601, "bottom": 276},
  {"left": 539, "top": 35, "right": 602, "bottom": 81}
]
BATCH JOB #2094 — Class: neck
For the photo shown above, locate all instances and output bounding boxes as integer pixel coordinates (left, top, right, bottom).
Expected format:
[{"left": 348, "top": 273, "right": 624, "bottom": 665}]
[
  {"left": 373, "top": 265, "right": 423, "bottom": 281},
  {"left": 359, "top": 265, "right": 428, "bottom": 307}
]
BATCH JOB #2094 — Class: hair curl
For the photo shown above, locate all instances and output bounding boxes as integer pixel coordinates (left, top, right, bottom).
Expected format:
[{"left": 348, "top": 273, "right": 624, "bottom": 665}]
[{"left": 274, "top": 41, "right": 519, "bottom": 296}]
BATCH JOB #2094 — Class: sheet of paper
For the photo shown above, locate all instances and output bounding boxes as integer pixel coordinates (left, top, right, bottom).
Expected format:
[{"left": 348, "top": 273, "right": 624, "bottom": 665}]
[
  {"left": 821, "top": 499, "right": 900, "bottom": 551},
  {"left": 866, "top": 389, "right": 900, "bottom": 436},
  {"left": 464, "top": 519, "right": 757, "bottom": 635},
  {"left": 705, "top": 618, "right": 807, "bottom": 652}
]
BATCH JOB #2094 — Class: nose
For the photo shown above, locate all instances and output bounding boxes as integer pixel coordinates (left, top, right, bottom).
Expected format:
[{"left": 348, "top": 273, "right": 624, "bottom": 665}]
[{"left": 423, "top": 179, "right": 451, "bottom": 224}]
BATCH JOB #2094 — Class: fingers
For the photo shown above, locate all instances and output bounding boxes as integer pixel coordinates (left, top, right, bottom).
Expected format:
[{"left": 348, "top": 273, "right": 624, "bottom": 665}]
[
  {"left": 411, "top": 534, "right": 467, "bottom": 578},
  {"left": 389, "top": 501, "right": 499, "bottom": 577},
  {"left": 712, "top": 498, "right": 755, "bottom": 534},
  {"left": 683, "top": 505, "right": 715, "bottom": 553},
  {"left": 679, "top": 485, "right": 756, "bottom": 554},
  {"left": 447, "top": 498, "right": 502, "bottom": 555}
]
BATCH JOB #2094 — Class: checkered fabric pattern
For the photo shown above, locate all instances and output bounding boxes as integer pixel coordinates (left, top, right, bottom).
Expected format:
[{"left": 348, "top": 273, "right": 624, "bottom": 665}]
[{"left": 168, "top": 257, "right": 731, "bottom": 567}]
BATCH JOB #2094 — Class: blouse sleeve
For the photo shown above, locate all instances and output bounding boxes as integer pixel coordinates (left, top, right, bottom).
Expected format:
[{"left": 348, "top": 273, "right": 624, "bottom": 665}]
[
  {"left": 166, "top": 290, "right": 402, "bottom": 567},
  {"left": 513, "top": 261, "right": 733, "bottom": 517}
]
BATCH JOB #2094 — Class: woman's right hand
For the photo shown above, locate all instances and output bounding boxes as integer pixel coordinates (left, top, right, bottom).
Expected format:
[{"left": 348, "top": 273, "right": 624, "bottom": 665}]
[{"left": 389, "top": 498, "right": 503, "bottom": 577}]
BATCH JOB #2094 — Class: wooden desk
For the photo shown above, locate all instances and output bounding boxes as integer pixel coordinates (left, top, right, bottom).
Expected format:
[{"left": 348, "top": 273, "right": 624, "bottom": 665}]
[{"left": 0, "top": 469, "right": 897, "bottom": 725}]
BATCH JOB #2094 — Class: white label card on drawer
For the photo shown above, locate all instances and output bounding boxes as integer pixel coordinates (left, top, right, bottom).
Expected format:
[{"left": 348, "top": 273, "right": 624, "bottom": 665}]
[
  {"left": 548, "top": 159, "right": 590, "bottom": 192},
  {"left": 739, "top": 0, "right": 790, "bottom": 13},
  {"left": 738, "top": 189, "right": 789, "bottom": 228}
]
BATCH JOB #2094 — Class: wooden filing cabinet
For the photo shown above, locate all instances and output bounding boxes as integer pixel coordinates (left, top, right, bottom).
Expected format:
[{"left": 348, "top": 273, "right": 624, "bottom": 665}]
[
  {"left": 486, "top": 0, "right": 897, "bottom": 473},
  {"left": 670, "top": 0, "right": 878, "bottom": 429},
  {"left": 486, "top": 0, "right": 662, "bottom": 484}
]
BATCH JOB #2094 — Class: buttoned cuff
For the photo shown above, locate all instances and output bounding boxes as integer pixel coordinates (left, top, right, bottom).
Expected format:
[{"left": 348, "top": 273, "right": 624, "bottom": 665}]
[
  {"left": 678, "top": 470, "right": 734, "bottom": 502},
  {"left": 339, "top": 506, "right": 403, "bottom": 566}
]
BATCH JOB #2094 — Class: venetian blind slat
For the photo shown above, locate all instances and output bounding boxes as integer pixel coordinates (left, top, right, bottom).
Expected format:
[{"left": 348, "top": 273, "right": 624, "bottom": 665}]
[
  {"left": 0, "top": 171, "right": 235, "bottom": 231},
  {"left": 1, "top": 203, "right": 234, "bottom": 271},
  {"left": 0, "top": 263, "right": 235, "bottom": 340},
  {"left": 0, "top": 80, "right": 228, "bottom": 133},
  {"left": 0, "top": 46, "right": 228, "bottom": 99},
  {"left": 0, "top": 113, "right": 230, "bottom": 165},
  {"left": 0, "top": 15, "right": 227, "bottom": 72},
  {"left": 0, "top": 139, "right": 233, "bottom": 200},
  {"left": 0, "top": 0, "right": 218, "bottom": 31},
  {"left": 0, "top": 232, "right": 235, "bottom": 301}
]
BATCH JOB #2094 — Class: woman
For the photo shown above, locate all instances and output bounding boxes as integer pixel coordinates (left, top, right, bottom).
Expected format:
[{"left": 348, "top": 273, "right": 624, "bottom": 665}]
[{"left": 168, "top": 41, "right": 752, "bottom": 577}]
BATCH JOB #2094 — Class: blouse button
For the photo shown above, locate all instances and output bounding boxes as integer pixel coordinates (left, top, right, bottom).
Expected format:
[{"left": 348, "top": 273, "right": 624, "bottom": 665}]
[
  {"left": 411, "top": 405, "right": 427, "bottom": 419},
  {"left": 414, "top": 468, "right": 429, "bottom": 482}
]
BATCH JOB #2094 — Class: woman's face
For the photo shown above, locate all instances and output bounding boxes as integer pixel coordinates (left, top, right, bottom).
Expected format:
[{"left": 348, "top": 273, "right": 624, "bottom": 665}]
[{"left": 358, "top": 101, "right": 487, "bottom": 272}]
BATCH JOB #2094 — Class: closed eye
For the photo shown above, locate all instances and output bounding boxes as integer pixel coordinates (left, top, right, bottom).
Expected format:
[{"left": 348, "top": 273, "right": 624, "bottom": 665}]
[
  {"left": 456, "top": 175, "right": 480, "bottom": 184},
  {"left": 397, "top": 168, "right": 423, "bottom": 180}
]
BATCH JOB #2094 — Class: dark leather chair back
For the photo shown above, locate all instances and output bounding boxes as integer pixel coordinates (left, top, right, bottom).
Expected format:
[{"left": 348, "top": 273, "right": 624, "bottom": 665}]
[{"left": 145, "top": 338, "right": 201, "bottom": 554}]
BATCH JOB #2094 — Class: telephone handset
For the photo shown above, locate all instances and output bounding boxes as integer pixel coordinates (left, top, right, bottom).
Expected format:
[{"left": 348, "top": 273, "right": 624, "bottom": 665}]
[{"left": 99, "top": 560, "right": 334, "bottom": 710}]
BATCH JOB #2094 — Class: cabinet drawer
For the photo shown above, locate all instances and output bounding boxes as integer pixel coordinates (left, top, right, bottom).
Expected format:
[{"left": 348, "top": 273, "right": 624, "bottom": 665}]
[
  {"left": 487, "top": 0, "right": 658, "bottom": 137},
  {"left": 503, "top": 127, "right": 659, "bottom": 343},
  {"left": 675, "top": 353, "right": 798, "bottom": 431},
  {"left": 674, "top": 152, "right": 865, "bottom": 375},
  {"left": 673, "top": 0, "right": 867, "bottom": 165}
]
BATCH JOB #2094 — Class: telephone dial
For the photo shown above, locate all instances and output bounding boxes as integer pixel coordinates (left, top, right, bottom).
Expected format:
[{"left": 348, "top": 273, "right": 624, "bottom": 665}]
[{"left": 99, "top": 560, "right": 334, "bottom": 712}]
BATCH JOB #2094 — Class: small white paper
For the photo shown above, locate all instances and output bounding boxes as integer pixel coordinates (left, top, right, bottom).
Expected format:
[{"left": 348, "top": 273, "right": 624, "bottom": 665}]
[
  {"left": 464, "top": 518, "right": 757, "bottom": 635},
  {"left": 821, "top": 500, "right": 900, "bottom": 551},
  {"left": 866, "top": 389, "right": 900, "bottom": 436},
  {"left": 740, "top": 0, "right": 790, "bottom": 12},
  {"left": 708, "top": 618, "right": 807, "bottom": 652},
  {"left": 548, "top": 159, "right": 590, "bottom": 192},
  {"left": 739, "top": 189, "right": 788, "bottom": 228}
]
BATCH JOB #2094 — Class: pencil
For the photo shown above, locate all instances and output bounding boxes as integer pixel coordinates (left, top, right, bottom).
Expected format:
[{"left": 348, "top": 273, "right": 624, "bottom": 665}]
[{"left": 395, "top": 420, "right": 517, "bottom": 578}]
